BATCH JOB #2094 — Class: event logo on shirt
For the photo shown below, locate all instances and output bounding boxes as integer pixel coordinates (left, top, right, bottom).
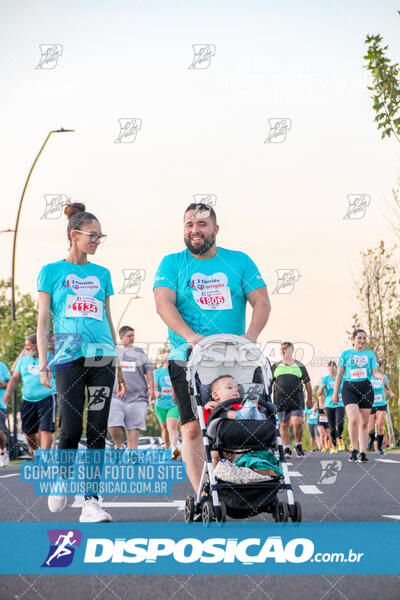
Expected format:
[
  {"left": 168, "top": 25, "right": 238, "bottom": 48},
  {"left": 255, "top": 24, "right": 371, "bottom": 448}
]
[
  {"left": 352, "top": 355, "right": 368, "bottom": 368},
  {"left": 62, "top": 275, "right": 100, "bottom": 297},
  {"left": 190, "top": 272, "right": 233, "bottom": 310},
  {"left": 27, "top": 364, "right": 41, "bottom": 375},
  {"left": 42, "top": 529, "right": 82, "bottom": 567}
]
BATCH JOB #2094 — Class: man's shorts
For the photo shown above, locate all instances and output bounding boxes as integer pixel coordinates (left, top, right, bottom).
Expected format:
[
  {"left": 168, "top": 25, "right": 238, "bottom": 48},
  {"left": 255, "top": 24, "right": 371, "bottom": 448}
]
[
  {"left": 155, "top": 403, "right": 180, "bottom": 424},
  {"left": 21, "top": 395, "right": 57, "bottom": 434},
  {"left": 277, "top": 409, "right": 304, "bottom": 423},
  {"left": 168, "top": 360, "right": 196, "bottom": 425},
  {"left": 307, "top": 422, "right": 318, "bottom": 437},
  {"left": 108, "top": 398, "right": 148, "bottom": 430},
  {"left": 370, "top": 405, "right": 387, "bottom": 415},
  {"left": 0, "top": 408, "right": 8, "bottom": 433}
]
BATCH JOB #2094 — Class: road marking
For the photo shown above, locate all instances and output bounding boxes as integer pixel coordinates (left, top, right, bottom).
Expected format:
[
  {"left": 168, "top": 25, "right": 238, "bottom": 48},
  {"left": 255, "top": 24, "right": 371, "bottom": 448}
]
[
  {"left": 299, "top": 485, "right": 323, "bottom": 495},
  {"left": 71, "top": 496, "right": 185, "bottom": 510},
  {"left": 288, "top": 471, "right": 302, "bottom": 477},
  {"left": 382, "top": 515, "right": 400, "bottom": 520},
  {"left": 375, "top": 459, "right": 400, "bottom": 464},
  {"left": 0, "top": 473, "right": 19, "bottom": 479}
]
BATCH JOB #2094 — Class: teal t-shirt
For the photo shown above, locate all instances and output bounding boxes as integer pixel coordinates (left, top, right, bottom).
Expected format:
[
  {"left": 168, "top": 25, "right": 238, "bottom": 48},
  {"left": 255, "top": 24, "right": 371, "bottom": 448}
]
[
  {"left": 338, "top": 349, "right": 378, "bottom": 382},
  {"left": 319, "top": 375, "right": 344, "bottom": 408},
  {"left": 305, "top": 406, "right": 317, "bottom": 425},
  {"left": 153, "top": 366, "right": 174, "bottom": 409},
  {"left": 37, "top": 260, "right": 117, "bottom": 365},
  {"left": 15, "top": 353, "right": 56, "bottom": 402},
  {"left": 371, "top": 374, "right": 388, "bottom": 407},
  {"left": 0, "top": 361, "right": 11, "bottom": 409},
  {"left": 153, "top": 247, "right": 266, "bottom": 360}
]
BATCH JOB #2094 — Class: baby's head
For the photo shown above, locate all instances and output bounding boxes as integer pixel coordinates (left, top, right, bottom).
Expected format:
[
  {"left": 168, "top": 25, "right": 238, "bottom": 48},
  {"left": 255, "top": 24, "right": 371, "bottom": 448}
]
[{"left": 210, "top": 375, "right": 240, "bottom": 403}]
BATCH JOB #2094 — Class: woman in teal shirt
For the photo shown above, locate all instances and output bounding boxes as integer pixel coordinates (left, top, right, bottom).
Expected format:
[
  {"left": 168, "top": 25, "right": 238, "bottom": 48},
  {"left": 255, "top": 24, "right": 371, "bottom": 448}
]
[{"left": 153, "top": 350, "right": 180, "bottom": 458}]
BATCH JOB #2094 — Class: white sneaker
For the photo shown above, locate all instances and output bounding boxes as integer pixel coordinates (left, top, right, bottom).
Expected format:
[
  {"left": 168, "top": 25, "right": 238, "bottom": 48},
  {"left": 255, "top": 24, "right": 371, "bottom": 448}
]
[
  {"left": 79, "top": 498, "right": 112, "bottom": 523},
  {"left": 2, "top": 449, "right": 9, "bottom": 466},
  {"left": 0, "top": 452, "right": 5, "bottom": 467},
  {"left": 48, "top": 494, "right": 68, "bottom": 513}
]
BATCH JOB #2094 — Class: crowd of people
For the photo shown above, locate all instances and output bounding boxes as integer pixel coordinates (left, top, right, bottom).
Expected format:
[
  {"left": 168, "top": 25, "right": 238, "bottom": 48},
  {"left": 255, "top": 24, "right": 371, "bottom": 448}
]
[{"left": 0, "top": 201, "right": 399, "bottom": 522}]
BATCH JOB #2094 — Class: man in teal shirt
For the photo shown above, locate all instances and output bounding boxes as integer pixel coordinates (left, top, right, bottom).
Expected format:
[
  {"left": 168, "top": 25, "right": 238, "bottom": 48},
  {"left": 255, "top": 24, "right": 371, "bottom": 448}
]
[{"left": 153, "top": 203, "right": 271, "bottom": 497}]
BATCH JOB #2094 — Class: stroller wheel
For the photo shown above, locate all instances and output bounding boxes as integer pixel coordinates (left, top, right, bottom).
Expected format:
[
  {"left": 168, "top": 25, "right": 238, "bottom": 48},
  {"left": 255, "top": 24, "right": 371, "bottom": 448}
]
[
  {"left": 291, "top": 501, "right": 302, "bottom": 522},
  {"left": 215, "top": 501, "right": 226, "bottom": 523},
  {"left": 274, "top": 500, "right": 289, "bottom": 522},
  {"left": 202, "top": 500, "right": 215, "bottom": 525},
  {"left": 184, "top": 496, "right": 195, "bottom": 522}
]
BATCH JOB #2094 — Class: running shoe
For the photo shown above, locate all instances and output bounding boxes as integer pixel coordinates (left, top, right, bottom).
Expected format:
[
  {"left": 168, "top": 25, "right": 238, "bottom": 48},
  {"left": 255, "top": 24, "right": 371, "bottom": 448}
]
[
  {"left": 330, "top": 446, "right": 338, "bottom": 454},
  {"left": 358, "top": 452, "right": 368, "bottom": 463},
  {"left": 321, "top": 447, "right": 328, "bottom": 452},
  {"left": 338, "top": 439, "right": 345, "bottom": 451},
  {"left": 349, "top": 449, "right": 358, "bottom": 462},
  {"left": 294, "top": 443, "right": 305, "bottom": 457},
  {"left": 79, "top": 498, "right": 112, "bottom": 523},
  {"left": 48, "top": 494, "right": 68, "bottom": 513},
  {"left": 284, "top": 447, "right": 292, "bottom": 458},
  {"left": 171, "top": 446, "right": 181, "bottom": 460},
  {"left": 378, "top": 448, "right": 384, "bottom": 455}
]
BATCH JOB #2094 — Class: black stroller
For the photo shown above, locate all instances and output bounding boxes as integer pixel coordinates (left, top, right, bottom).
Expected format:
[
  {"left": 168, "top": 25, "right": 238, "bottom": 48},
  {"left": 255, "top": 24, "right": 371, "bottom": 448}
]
[{"left": 184, "top": 334, "right": 302, "bottom": 523}]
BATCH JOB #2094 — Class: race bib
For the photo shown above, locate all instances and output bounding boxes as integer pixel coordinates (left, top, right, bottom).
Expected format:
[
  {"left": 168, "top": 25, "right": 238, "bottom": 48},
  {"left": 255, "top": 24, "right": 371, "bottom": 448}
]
[
  {"left": 121, "top": 360, "right": 136, "bottom": 372},
  {"left": 318, "top": 415, "right": 328, "bottom": 423},
  {"left": 27, "top": 364, "right": 40, "bottom": 375},
  {"left": 374, "top": 394, "right": 383, "bottom": 403},
  {"left": 190, "top": 272, "right": 233, "bottom": 311},
  {"left": 65, "top": 295, "right": 103, "bottom": 321},
  {"left": 161, "top": 386, "right": 172, "bottom": 395},
  {"left": 350, "top": 368, "right": 367, "bottom": 380}
]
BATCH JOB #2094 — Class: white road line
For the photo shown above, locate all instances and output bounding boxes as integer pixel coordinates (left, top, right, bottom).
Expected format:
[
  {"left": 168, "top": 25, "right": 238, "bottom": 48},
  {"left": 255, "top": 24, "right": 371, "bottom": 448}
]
[
  {"left": 288, "top": 471, "right": 302, "bottom": 477},
  {"left": 382, "top": 515, "right": 400, "bottom": 520},
  {"left": 299, "top": 485, "right": 323, "bottom": 495},
  {"left": 71, "top": 496, "right": 185, "bottom": 510},
  {"left": 0, "top": 473, "right": 19, "bottom": 479},
  {"left": 375, "top": 459, "right": 400, "bottom": 464}
]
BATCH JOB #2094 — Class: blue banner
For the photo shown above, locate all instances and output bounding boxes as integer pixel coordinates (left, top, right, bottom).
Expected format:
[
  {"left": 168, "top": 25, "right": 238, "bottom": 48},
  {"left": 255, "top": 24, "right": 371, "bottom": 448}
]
[{"left": 0, "top": 522, "right": 399, "bottom": 574}]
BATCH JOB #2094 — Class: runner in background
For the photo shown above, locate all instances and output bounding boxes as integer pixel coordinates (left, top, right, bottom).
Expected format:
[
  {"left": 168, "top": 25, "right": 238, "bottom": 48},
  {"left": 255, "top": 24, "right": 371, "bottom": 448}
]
[
  {"left": 315, "top": 389, "right": 330, "bottom": 452},
  {"left": 0, "top": 359, "right": 11, "bottom": 466},
  {"left": 3, "top": 334, "right": 56, "bottom": 457},
  {"left": 304, "top": 404, "right": 319, "bottom": 451},
  {"left": 333, "top": 329, "right": 383, "bottom": 463},
  {"left": 108, "top": 326, "right": 155, "bottom": 450},
  {"left": 153, "top": 350, "right": 181, "bottom": 458},
  {"left": 318, "top": 361, "right": 345, "bottom": 453},
  {"left": 37, "top": 202, "right": 126, "bottom": 523},
  {"left": 368, "top": 362, "right": 394, "bottom": 455}
]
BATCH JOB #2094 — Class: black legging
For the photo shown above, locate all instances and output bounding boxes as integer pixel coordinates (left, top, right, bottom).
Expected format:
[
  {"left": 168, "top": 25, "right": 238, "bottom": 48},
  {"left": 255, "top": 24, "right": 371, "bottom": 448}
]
[{"left": 325, "top": 407, "right": 345, "bottom": 445}]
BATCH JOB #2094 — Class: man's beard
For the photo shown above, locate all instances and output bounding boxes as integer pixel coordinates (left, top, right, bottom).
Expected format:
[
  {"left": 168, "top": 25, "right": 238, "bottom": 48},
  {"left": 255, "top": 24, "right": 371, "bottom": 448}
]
[{"left": 184, "top": 233, "right": 216, "bottom": 255}]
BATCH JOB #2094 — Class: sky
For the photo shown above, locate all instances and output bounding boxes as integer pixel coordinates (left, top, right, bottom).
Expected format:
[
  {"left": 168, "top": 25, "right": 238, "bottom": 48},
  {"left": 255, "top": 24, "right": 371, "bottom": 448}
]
[{"left": 1, "top": 0, "right": 400, "bottom": 383}]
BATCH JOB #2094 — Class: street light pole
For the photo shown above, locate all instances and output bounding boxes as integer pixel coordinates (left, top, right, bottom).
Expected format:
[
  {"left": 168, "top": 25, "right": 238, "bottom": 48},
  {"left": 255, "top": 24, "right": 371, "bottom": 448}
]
[{"left": 10, "top": 128, "right": 74, "bottom": 458}]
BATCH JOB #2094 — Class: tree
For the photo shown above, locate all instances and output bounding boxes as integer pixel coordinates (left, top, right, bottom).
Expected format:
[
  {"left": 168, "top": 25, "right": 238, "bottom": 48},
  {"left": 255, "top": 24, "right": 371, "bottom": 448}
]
[
  {"left": 0, "top": 278, "right": 37, "bottom": 367},
  {"left": 364, "top": 20, "right": 400, "bottom": 144}
]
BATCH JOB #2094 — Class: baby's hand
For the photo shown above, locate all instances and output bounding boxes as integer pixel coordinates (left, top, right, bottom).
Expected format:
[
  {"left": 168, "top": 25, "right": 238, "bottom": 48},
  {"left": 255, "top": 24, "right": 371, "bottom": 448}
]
[{"left": 204, "top": 400, "right": 218, "bottom": 410}]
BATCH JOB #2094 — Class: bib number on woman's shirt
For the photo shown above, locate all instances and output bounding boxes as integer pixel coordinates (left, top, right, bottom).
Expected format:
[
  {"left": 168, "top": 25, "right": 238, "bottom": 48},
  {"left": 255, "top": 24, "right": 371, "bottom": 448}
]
[
  {"left": 65, "top": 295, "right": 103, "bottom": 321},
  {"left": 350, "top": 368, "right": 367, "bottom": 380},
  {"left": 374, "top": 393, "right": 383, "bottom": 403}
]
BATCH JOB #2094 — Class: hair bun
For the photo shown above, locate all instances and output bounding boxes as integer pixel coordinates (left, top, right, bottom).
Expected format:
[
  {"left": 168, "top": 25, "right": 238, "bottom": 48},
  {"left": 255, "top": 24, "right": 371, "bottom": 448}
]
[{"left": 64, "top": 202, "right": 86, "bottom": 219}]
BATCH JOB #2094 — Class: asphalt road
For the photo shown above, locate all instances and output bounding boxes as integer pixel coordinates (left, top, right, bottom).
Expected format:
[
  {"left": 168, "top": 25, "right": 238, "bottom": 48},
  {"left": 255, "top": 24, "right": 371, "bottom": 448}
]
[{"left": 1, "top": 451, "right": 399, "bottom": 600}]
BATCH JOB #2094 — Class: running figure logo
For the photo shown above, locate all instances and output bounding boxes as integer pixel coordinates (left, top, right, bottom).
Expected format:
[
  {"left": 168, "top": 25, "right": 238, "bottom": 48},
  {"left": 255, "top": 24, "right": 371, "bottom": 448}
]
[
  {"left": 36, "top": 44, "right": 63, "bottom": 69},
  {"left": 318, "top": 460, "right": 342, "bottom": 485},
  {"left": 41, "top": 194, "right": 68, "bottom": 219},
  {"left": 114, "top": 118, "right": 142, "bottom": 143},
  {"left": 87, "top": 386, "right": 110, "bottom": 411},
  {"left": 188, "top": 44, "right": 216, "bottom": 69},
  {"left": 42, "top": 529, "right": 82, "bottom": 567},
  {"left": 265, "top": 118, "right": 291, "bottom": 143},
  {"left": 119, "top": 269, "right": 146, "bottom": 295},
  {"left": 343, "top": 194, "right": 370, "bottom": 220},
  {"left": 272, "top": 269, "right": 300, "bottom": 294}
]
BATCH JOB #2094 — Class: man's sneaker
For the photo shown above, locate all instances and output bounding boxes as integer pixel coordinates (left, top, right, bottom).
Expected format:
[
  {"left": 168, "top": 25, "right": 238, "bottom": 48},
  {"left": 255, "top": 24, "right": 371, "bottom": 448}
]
[
  {"left": 330, "top": 446, "right": 338, "bottom": 454},
  {"left": 358, "top": 452, "right": 368, "bottom": 463},
  {"left": 378, "top": 448, "right": 384, "bottom": 455},
  {"left": 48, "top": 494, "right": 68, "bottom": 513},
  {"left": 349, "top": 449, "right": 358, "bottom": 462},
  {"left": 79, "top": 498, "right": 112, "bottom": 523},
  {"left": 338, "top": 439, "right": 345, "bottom": 451},
  {"left": 284, "top": 447, "right": 292, "bottom": 458},
  {"left": 294, "top": 444, "right": 305, "bottom": 457},
  {"left": 171, "top": 446, "right": 181, "bottom": 460}
]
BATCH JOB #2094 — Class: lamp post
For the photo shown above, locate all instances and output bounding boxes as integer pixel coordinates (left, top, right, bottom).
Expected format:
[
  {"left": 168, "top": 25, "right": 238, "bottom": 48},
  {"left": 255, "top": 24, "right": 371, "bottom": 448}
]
[{"left": 10, "top": 128, "right": 74, "bottom": 458}]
